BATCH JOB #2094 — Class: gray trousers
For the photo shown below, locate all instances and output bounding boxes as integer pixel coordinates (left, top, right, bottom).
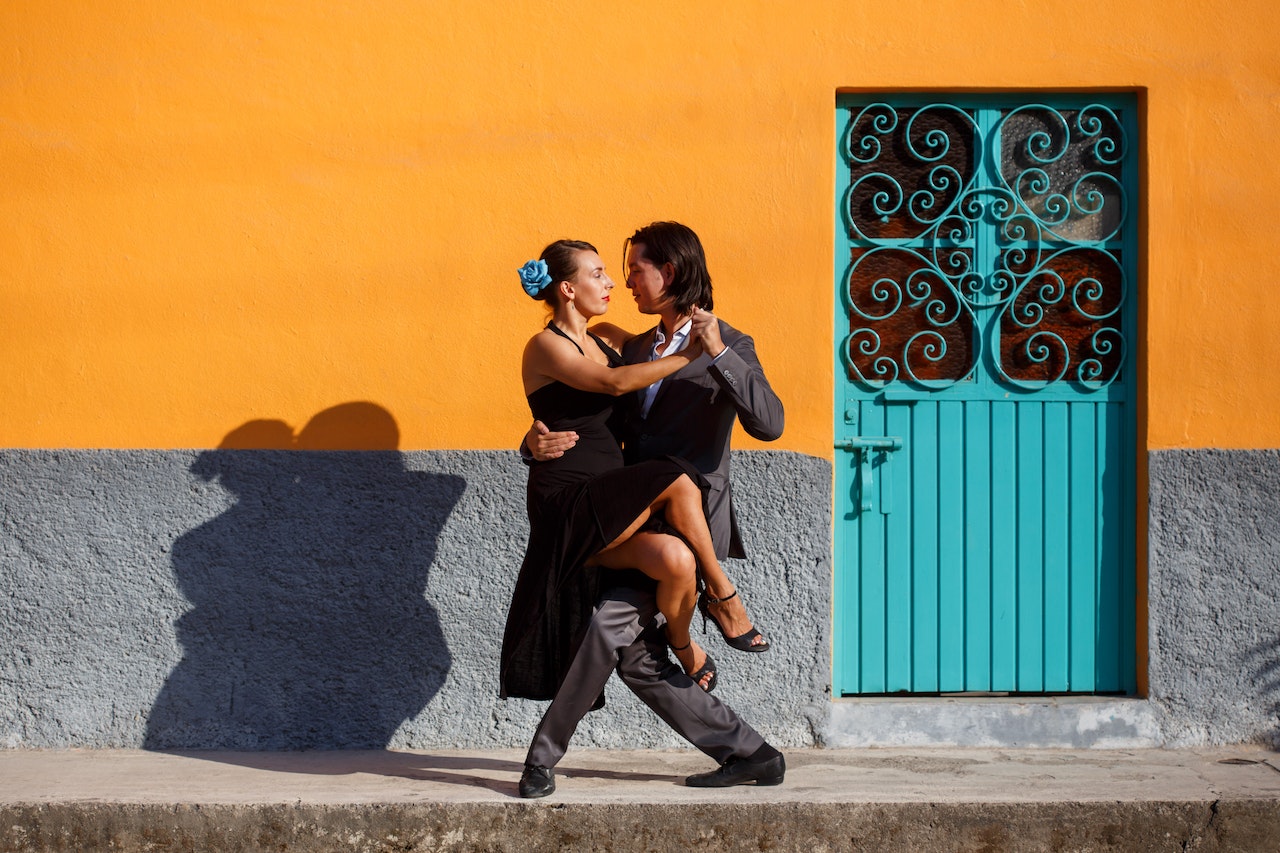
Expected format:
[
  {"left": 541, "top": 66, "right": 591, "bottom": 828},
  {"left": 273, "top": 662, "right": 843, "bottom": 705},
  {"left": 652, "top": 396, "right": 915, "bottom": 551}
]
[{"left": 525, "top": 584, "right": 768, "bottom": 768}]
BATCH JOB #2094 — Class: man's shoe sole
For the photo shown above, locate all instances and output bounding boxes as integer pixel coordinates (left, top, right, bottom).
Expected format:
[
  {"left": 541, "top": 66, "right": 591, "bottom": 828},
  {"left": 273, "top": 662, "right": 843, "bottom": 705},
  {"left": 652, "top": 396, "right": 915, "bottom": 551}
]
[{"left": 706, "top": 772, "right": 784, "bottom": 787}]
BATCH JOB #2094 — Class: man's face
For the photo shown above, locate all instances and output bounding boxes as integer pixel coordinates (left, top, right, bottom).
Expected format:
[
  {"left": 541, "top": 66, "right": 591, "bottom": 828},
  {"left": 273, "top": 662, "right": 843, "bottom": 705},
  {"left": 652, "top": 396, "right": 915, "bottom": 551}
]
[{"left": 624, "top": 242, "right": 671, "bottom": 315}]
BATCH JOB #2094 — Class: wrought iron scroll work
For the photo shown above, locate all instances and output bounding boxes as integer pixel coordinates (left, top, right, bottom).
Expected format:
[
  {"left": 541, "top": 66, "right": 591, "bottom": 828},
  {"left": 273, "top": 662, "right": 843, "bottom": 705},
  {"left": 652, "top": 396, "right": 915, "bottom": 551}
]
[
  {"left": 842, "top": 102, "right": 1128, "bottom": 391},
  {"left": 841, "top": 103, "right": 982, "bottom": 388},
  {"left": 991, "top": 104, "right": 1128, "bottom": 389}
]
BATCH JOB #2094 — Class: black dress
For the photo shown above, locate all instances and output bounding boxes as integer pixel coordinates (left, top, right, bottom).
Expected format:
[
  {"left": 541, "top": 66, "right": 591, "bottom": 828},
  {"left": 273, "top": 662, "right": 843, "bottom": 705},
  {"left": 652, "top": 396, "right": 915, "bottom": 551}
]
[{"left": 499, "top": 325, "right": 705, "bottom": 701}]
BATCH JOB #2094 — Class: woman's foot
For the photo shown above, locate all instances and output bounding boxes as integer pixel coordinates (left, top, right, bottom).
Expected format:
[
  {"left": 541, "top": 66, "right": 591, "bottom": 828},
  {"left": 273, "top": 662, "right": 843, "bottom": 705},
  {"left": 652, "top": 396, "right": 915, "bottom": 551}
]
[
  {"left": 700, "top": 589, "right": 770, "bottom": 652},
  {"left": 670, "top": 637, "right": 717, "bottom": 692}
]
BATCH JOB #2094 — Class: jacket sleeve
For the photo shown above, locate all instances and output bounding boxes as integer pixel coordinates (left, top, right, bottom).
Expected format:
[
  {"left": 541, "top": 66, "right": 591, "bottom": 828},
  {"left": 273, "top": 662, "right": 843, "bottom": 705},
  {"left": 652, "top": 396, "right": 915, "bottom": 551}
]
[{"left": 705, "top": 325, "right": 784, "bottom": 441}]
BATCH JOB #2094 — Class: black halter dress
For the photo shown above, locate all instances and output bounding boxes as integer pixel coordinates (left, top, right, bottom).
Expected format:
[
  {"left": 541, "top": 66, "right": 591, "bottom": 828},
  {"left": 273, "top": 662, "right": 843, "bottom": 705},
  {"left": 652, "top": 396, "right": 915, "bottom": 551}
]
[{"left": 499, "top": 324, "right": 706, "bottom": 701}]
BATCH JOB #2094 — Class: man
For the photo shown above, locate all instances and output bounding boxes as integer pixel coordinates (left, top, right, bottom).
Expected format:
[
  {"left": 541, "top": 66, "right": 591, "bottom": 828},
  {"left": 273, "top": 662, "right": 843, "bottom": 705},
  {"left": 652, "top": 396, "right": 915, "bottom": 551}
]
[{"left": 517, "top": 221, "right": 785, "bottom": 798}]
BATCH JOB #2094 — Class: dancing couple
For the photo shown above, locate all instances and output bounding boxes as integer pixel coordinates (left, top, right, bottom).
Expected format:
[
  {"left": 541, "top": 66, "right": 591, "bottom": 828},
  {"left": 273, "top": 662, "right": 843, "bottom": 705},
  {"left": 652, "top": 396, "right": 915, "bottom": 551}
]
[{"left": 500, "top": 221, "right": 785, "bottom": 797}]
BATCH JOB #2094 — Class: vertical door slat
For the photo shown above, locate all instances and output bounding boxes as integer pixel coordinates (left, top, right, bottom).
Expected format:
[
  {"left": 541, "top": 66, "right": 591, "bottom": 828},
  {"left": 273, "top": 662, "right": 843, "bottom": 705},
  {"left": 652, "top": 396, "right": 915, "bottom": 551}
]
[
  {"left": 858, "top": 399, "right": 887, "bottom": 693},
  {"left": 1068, "top": 401, "right": 1099, "bottom": 690},
  {"left": 937, "top": 400, "right": 966, "bottom": 690},
  {"left": 1016, "top": 402, "right": 1045, "bottom": 691},
  {"left": 964, "top": 402, "right": 992, "bottom": 689},
  {"left": 1042, "top": 401, "right": 1070, "bottom": 691},
  {"left": 884, "top": 403, "right": 913, "bottom": 690},
  {"left": 990, "top": 401, "right": 1018, "bottom": 689},
  {"left": 911, "top": 401, "right": 940, "bottom": 692}
]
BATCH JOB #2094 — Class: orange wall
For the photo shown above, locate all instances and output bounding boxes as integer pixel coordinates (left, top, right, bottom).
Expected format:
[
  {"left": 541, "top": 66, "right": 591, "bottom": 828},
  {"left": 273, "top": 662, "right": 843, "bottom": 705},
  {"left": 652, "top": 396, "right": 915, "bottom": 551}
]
[{"left": 4, "top": 1, "right": 1279, "bottom": 452}]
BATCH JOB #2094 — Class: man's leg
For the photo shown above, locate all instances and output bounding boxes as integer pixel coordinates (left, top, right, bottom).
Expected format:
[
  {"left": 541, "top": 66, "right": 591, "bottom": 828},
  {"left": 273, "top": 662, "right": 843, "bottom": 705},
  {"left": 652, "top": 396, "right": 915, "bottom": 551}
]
[
  {"left": 525, "top": 584, "right": 782, "bottom": 789},
  {"left": 615, "top": 601, "right": 770, "bottom": 765},
  {"left": 617, "top": 607, "right": 786, "bottom": 786},
  {"left": 525, "top": 585, "right": 652, "bottom": 769}
]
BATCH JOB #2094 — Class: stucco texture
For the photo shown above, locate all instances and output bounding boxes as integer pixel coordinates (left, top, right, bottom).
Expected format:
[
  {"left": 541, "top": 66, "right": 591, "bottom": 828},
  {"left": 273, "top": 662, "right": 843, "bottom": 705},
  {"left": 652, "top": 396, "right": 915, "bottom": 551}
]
[
  {"left": 5, "top": 2, "right": 1280, "bottom": 453},
  {"left": 0, "top": 449, "right": 831, "bottom": 751},
  {"left": 7, "top": 447, "right": 1280, "bottom": 749},
  {"left": 1147, "top": 449, "right": 1280, "bottom": 747}
]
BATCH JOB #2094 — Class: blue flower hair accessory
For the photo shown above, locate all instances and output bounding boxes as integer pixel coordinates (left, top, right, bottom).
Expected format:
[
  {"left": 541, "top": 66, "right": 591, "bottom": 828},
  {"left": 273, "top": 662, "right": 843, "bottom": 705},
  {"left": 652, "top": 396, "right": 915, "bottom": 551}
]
[{"left": 518, "top": 259, "right": 553, "bottom": 298}]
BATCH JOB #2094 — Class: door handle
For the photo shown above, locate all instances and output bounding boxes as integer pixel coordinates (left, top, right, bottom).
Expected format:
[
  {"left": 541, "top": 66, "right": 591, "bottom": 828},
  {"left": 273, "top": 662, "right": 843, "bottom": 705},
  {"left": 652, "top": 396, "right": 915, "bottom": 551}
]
[{"left": 836, "top": 436, "right": 903, "bottom": 513}]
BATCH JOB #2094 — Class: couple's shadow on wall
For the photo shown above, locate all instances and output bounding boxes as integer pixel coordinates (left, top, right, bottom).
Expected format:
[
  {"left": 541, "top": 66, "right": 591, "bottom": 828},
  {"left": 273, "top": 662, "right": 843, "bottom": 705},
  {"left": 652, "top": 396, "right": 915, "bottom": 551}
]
[{"left": 145, "top": 402, "right": 465, "bottom": 750}]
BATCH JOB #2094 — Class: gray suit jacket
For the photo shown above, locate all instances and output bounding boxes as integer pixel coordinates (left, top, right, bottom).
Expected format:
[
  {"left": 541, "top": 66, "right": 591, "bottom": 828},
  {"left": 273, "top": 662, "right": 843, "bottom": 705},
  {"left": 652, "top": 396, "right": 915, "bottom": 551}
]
[{"left": 617, "top": 319, "right": 784, "bottom": 560}]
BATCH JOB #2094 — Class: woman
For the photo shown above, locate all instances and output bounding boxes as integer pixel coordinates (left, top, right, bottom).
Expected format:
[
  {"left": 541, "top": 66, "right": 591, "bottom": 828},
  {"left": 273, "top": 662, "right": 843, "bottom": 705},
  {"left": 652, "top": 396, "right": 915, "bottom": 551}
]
[{"left": 500, "top": 239, "right": 750, "bottom": 700}]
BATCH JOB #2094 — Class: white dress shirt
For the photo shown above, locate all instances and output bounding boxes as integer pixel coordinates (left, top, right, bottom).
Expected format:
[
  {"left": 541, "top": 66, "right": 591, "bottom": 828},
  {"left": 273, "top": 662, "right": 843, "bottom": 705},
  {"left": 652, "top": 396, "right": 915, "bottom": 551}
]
[
  {"left": 640, "top": 318, "right": 727, "bottom": 418},
  {"left": 639, "top": 319, "right": 691, "bottom": 417}
]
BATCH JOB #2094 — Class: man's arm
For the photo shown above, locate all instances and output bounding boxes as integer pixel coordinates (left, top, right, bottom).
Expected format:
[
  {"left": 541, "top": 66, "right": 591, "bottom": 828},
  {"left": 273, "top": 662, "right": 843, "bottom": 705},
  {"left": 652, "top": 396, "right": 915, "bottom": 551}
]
[{"left": 691, "top": 310, "right": 784, "bottom": 441}]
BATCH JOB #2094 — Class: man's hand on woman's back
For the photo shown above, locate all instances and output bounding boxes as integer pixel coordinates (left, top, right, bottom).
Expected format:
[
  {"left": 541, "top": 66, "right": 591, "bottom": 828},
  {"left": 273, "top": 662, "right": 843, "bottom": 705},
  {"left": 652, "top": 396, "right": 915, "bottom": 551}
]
[{"left": 529, "top": 420, "right": 579, "bottom": 461}]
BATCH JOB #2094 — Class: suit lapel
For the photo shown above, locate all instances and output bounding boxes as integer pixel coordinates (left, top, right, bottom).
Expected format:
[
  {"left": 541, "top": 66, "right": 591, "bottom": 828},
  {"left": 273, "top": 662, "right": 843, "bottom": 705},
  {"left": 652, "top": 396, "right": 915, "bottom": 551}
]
[
  {"left": 649, "top": 349, "right": 708, "bottom": 416},
  {"left": 625, "top": 327, "right": 659, "bottom": 415},
  {"left": 624, "top": 327, "right": 658, "bottom": 366},
  {"left": 650, "top": 345, "right": 701, "bottom": 412},
  {"left": 627, "top": 323, "right": 709, "bottom": 418}
]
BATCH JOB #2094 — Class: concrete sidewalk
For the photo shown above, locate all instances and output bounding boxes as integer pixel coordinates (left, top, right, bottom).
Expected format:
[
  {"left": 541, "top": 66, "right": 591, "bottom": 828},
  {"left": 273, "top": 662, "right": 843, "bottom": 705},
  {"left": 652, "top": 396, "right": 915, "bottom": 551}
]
[{"left": 3, "top": 747, "right": 1280, "bottom": 851}]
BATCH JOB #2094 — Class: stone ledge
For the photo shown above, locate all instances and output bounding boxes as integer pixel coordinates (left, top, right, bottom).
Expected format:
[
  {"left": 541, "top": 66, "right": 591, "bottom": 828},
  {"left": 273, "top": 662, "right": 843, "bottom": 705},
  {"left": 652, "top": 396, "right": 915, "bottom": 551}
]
[
  {"left": 825, "top": 697, "right": 1164, "bottom": 748},
  {"left": 4, "top": 800, "right": 1279, "bottom": 853},
  {"left": 6, "top": 747, "right": 1280, "bottom": 852}
]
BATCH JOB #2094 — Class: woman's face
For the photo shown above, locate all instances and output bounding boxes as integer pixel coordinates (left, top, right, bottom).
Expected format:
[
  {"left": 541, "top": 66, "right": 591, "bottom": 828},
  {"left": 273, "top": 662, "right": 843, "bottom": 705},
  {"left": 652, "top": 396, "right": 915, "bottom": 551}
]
[{"left": 566, "top": 250, "right": 615, "bottom": 316}]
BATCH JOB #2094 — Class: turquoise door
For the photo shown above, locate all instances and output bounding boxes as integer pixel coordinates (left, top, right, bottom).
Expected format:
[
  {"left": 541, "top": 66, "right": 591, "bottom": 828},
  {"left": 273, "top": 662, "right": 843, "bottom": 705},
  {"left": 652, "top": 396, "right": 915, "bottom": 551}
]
[{"left": 833, "top": 95, "right": 1138, "bottom": 695}]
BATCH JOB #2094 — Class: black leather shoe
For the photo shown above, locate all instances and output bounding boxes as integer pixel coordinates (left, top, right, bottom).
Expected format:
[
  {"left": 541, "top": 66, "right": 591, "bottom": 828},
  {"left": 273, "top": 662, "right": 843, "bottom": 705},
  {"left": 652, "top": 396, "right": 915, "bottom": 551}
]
[
  {"left": 685, "top": 753, "right": 785, "bottom": 788},
  {"left": 518, "top": 764, "right": 555, "bottom": 798}
]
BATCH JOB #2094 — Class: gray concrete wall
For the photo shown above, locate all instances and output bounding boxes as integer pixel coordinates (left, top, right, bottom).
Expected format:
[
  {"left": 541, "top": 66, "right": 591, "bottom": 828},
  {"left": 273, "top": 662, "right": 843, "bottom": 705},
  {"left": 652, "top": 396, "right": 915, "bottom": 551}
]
[
  {"left": 5, "top": 447, "right": 1279, "bottom": 751},
  {"left": 0, "top": 449, "right": 831, "bottom": 751},
  {"left": 1147, "top": 448, "right": 1280, "bottom": 748}
]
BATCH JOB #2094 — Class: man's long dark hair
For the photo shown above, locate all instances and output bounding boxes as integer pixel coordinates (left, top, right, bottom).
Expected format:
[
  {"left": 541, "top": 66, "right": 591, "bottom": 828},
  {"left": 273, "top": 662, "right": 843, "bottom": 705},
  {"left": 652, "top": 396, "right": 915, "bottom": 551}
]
[{"left": 625, "top": 221, "right": 713, "bottom": 315}]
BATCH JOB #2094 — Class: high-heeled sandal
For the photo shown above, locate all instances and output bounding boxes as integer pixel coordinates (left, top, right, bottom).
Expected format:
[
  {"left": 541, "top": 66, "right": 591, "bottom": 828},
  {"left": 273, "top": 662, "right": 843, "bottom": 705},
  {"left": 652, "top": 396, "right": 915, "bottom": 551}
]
[
  {"left": 699, "top": 590, "right": 770, "bottom": 653},
  {"left": 669, "top": 637, "right": 718, "bottom": 693}
]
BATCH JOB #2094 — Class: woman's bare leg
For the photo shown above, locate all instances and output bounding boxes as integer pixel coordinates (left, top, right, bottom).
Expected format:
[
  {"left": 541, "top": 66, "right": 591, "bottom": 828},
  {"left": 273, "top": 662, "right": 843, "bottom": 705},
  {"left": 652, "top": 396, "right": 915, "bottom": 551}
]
[
  {"left": 591, "top": 473, "right": 766, "bottom": 650},
  {"left": 646, "top": 475, "right": 766, "bottom": 646},
  {"left": 590, "top": 531, "right": 713, "bottom": 688},
  {"left": 657, "top": 477, "right": 761, "bottom": 642}
]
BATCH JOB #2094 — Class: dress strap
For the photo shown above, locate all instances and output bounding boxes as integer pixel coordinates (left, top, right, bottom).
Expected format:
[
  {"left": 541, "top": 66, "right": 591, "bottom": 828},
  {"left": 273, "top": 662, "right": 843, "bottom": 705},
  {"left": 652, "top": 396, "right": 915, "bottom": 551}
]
[
  {"left": 587, "top": 331, "right": 623, "bottom": 366},
  {"left": 545, "top": 322, "right": 584, "bottom": 356},
  {"left": 547, "top": 322, "right": 622, "bottom": 365}
]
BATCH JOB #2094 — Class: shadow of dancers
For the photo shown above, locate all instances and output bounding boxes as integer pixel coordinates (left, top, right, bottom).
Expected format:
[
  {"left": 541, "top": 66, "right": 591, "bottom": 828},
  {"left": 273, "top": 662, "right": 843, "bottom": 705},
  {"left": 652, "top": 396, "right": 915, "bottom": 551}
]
[
  {"left": 145, "top": 402, "right": 465, "bottom": 750},
  {"left": 1244, "top": 636, "right": 1280, "bottom": 749}
]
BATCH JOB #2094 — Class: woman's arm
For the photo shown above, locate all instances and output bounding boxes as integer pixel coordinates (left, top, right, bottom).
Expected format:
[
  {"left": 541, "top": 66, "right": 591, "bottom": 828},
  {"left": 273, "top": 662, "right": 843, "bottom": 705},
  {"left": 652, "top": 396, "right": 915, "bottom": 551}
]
[{"left": 523, "top": 330, "right": 702, "bottom": 397}]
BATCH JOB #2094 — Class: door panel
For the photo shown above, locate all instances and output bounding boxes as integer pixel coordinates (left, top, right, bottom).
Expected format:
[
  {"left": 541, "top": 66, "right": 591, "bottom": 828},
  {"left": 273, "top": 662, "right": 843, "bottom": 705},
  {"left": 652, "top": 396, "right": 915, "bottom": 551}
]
[{"left": 833, "top": 95, "right": 1137, "bottom": 695}]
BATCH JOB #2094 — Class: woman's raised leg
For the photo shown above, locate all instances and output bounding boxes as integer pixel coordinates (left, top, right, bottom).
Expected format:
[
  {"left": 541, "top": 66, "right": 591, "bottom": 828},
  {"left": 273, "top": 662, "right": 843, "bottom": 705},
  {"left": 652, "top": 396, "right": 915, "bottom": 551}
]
[
  {"left": 590, "top": 473, "right": 766, "bottom": 654},
  {"left": 589, "top": 530, "right": 715, "bottom": 690},
  {"left": 644, "top": 475, "right": 768, "bottom": 650}
]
